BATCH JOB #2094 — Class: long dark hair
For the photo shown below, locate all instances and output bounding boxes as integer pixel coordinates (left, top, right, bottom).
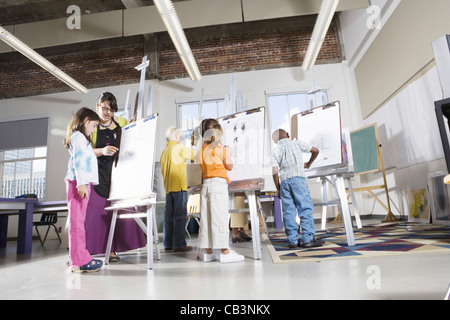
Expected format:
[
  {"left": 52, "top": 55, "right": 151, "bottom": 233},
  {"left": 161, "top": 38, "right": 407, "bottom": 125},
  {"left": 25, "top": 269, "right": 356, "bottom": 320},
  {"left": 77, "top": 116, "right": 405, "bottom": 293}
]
[
  {"left": 64, "top": 107, "right": 100, "bottom": 149},
  {"left": 97, "top": 92, "right": 123, "bottom": 166},
  {"left": 98, "top": 92, "right": 118, "bottom": 112}
]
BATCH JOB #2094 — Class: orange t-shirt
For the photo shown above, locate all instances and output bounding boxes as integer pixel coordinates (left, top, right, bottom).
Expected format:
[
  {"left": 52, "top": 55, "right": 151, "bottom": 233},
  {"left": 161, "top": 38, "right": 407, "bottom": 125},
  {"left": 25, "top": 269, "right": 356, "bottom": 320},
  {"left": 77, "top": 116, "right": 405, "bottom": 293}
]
[{"left": 198, "top": 144, "right": 230, "bottom": 183}]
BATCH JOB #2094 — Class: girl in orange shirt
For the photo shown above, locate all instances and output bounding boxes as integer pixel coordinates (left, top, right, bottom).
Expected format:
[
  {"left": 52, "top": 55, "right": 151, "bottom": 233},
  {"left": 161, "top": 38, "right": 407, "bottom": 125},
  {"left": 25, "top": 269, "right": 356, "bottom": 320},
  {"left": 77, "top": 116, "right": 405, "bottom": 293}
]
[{"left": 196, "top": 119, "right": 244, "bottom": 263}]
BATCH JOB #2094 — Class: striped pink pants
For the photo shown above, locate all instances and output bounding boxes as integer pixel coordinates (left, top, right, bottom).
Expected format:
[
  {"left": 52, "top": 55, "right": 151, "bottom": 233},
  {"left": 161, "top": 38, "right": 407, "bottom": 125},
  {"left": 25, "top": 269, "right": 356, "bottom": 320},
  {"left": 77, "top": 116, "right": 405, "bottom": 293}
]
[{"left": 66, "top": 180, "right": 92, "bottom": 267}]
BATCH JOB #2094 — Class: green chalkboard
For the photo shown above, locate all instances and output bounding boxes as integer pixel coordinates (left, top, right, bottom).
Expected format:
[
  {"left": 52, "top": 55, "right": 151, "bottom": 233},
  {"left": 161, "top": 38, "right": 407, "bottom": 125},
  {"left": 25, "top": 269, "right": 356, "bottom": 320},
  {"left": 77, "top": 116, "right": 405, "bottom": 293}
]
[{"left": 350, "top": 124, "right": 380, "bottom": 175}]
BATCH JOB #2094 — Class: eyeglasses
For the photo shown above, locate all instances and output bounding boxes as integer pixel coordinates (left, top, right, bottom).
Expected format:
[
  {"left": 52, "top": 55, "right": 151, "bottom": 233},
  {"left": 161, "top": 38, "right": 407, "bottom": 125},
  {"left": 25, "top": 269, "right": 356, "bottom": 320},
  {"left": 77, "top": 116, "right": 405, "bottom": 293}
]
[{"left": 100, "top": 104, "right": 113, "bottom": 113}]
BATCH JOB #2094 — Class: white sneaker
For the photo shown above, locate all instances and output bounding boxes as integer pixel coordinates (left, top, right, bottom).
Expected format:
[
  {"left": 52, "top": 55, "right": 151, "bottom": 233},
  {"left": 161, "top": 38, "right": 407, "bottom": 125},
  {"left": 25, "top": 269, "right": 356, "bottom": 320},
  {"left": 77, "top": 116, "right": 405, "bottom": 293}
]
[
  {"left": 220, "top": 250, "right": 245, "bottom": 263},
  {"left": 203, "top": 252, "right": 218, "bottom": 262}
]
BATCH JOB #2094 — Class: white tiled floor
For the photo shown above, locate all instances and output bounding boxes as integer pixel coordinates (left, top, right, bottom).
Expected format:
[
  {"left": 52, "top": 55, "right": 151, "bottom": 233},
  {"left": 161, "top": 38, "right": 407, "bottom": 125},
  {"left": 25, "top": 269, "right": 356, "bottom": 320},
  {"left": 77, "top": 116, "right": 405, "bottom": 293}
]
[{"left": 1, "top": 225, "right": 450, "bottom": 300}]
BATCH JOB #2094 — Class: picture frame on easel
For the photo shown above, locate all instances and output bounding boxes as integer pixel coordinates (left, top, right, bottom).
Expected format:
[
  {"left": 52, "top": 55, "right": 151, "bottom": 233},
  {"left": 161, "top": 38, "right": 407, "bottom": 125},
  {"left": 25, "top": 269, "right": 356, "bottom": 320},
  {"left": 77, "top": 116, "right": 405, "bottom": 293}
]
[{"left": 428, "top": 172, "right": 450, "bottom": 225}]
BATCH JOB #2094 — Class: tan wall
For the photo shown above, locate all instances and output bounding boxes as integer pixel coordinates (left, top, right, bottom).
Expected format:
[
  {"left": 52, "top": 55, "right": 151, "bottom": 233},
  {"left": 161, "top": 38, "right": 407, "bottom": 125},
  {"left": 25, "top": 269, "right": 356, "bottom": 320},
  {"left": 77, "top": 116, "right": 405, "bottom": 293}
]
[{"left": 355, "top": 0, "right": 450, "bottom": 119}]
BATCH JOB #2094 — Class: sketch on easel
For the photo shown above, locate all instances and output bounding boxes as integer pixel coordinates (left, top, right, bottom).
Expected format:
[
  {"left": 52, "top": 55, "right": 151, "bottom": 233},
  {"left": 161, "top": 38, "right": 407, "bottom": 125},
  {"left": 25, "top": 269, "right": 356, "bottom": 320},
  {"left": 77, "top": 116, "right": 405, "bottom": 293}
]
[
  {"left": 291, "top": 101, "right": 343, "bottom": 169},
  {"left": 218, "top": 107, "right": 265, "bottom": 182},
  {"left": 109, "top": 114, "right": 158, "bottom": 202}
]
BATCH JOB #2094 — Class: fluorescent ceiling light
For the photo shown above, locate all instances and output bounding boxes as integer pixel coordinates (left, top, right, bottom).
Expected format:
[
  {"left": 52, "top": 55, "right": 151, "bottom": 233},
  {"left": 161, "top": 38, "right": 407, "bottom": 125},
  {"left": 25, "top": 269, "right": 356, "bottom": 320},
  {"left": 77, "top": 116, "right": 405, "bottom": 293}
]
[
  {"left": 302, "top": 0, "right": 340, "bottom": 71},
  {"left": 0, "top": 26, "right": 89, "bottom": 94},
  {"left": 153, "top": 0, "right": 202, "bottom": 82}
]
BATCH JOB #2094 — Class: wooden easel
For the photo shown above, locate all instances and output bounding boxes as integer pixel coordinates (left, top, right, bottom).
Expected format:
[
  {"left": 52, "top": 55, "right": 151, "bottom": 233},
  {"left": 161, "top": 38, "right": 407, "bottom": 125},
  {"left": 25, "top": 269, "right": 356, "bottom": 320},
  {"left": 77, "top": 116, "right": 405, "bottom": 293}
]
[
  {"left": 336, "top": 124, "right": 397, "bottom": 223},
  {"left": 358, "top": 133, "right": 396, "bottom": 222}
]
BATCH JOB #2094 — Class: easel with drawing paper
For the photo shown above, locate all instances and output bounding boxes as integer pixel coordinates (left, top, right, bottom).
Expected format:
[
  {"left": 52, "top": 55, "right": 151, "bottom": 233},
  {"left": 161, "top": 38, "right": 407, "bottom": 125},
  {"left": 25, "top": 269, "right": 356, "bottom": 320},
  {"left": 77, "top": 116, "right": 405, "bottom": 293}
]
[
  {"left": 218, "top": 107, "right": 266, "bottom": 259},
  {"left": 105, "top": 196, "right": 160, "bottom": 270},
  {"left": 104, "top": 57, "right": 161, "bottom": 270},
  {"left": 186, "top": 176, "right": 267, "bottom": 260},
  {"left": 306, "top": 166, "right": 356, "bottom": 246},
  {"left": 347, "top": 123, "right": 397, "bottom": 223},
  {"left": 291, "top": 101, "right": 357, "bottom": 246},
  {"left": 105, "top": 114, "right": 161, "bottom": 270},
  {"left": 228, "top": 179, "right": 265, "bottom": 260}
]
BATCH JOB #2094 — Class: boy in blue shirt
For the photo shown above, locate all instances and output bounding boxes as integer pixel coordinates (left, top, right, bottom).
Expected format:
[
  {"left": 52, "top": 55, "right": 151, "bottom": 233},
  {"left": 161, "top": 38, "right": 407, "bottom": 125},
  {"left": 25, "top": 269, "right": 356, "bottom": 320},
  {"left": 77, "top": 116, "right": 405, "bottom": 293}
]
[{"left": 271, "top": 129, "right": 325, "bottom": 248}]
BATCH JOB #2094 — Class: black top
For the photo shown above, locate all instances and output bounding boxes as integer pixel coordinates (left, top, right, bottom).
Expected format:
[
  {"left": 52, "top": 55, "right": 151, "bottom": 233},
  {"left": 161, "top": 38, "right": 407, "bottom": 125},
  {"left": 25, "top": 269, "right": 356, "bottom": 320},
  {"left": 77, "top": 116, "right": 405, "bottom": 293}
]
[{"left": 93, "top": 123, "right": 119, "bottom": 198}]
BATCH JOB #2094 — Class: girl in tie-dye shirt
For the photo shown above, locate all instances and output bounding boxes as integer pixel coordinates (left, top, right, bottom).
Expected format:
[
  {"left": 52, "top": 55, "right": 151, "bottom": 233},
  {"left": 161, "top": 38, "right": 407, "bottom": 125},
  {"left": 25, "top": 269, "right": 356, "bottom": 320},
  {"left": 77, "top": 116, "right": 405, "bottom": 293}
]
[{"left": 64, "top": 107, "right": 102, "bottom": 273}]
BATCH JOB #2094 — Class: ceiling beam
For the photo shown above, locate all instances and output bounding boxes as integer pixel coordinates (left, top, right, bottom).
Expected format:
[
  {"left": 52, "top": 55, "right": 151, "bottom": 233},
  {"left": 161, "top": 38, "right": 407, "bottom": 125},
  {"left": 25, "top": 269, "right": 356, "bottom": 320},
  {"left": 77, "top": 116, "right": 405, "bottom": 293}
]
[{"left": 0, "top": 0, "right": 369, "bottom": 54}]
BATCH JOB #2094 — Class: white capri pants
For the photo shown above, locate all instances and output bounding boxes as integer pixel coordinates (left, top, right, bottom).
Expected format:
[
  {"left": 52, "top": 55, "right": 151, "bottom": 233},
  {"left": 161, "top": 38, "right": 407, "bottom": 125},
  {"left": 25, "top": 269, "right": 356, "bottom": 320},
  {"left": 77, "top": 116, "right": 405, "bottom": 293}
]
[{"left": 198, "top": 177, "right": 230, "bottom": 249}]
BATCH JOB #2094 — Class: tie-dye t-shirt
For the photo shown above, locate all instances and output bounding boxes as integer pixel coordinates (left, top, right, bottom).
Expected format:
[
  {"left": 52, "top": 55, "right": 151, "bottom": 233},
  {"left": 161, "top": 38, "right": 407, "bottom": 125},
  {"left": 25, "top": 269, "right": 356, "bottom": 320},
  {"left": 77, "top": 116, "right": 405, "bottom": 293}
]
[{"left": 65, "top": 131, "right": 99, "bottom": 187}]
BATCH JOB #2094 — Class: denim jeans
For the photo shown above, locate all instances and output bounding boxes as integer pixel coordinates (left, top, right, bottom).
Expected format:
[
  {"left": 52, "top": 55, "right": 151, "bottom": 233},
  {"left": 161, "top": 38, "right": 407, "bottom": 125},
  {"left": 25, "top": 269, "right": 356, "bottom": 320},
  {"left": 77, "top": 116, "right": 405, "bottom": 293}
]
[
  {"left": 280, "top": 177, "right": 315, "bottom": 245},
  {"left": 164, "top": 191, "right": 188, "bottom": 249}
]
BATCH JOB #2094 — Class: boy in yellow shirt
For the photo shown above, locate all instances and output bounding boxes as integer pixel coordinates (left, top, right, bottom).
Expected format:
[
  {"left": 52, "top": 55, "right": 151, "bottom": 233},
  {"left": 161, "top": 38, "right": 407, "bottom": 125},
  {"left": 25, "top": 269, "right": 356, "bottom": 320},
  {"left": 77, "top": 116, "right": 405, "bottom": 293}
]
[{"left": 160, "top": 127, "right": 195, "bottom": 252}]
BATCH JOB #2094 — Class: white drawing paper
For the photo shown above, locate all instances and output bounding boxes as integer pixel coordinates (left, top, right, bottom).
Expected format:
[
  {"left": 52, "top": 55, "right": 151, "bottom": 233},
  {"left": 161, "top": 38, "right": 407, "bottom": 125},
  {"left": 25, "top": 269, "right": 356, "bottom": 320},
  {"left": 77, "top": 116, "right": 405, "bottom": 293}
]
[{"left": 219, "top": 108, "right": 265, "bottom": 182}]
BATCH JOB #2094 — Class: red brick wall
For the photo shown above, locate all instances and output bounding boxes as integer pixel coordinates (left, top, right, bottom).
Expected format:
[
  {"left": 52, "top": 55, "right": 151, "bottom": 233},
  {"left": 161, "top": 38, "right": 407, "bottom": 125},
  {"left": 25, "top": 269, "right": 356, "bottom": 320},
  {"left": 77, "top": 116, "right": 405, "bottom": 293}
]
[
  {"left": 160, "top": 19, "right": 341, "bottom": 79},
  {"left": 0, "top": 17, "right": 342, "bottom": 99},
  {"left": 0, "top": 38, "right": 144, "bottom": 99}
]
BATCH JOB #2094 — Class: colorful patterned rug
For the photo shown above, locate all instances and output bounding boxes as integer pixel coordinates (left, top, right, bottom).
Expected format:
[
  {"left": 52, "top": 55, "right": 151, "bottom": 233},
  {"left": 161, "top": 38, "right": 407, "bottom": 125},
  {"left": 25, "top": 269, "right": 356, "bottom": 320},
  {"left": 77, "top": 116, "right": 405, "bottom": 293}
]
[{"left": 266, "top": 223, "right": 450, "bottom": 264}]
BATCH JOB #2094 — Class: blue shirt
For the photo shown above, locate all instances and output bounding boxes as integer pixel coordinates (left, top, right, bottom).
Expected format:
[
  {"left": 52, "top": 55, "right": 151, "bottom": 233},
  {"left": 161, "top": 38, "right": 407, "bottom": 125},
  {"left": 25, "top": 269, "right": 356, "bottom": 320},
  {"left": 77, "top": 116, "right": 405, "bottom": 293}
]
[
  {"left": 271, "top": 138, "right": 312, "bottom": 182},
  {"left": 65, "top": 131, "right": 99, "bottom": 187}
]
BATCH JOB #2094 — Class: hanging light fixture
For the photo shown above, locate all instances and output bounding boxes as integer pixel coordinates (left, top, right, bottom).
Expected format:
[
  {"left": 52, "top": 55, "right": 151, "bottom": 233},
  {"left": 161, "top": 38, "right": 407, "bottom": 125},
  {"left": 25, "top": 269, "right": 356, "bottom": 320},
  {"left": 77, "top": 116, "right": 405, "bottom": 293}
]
[
  {"left": 0, "top": 26, "right": 89, "bottom": 94},
  {"left": 153, "top": 0, "right": 202, "bottom": 81},
  {"left": 302, "top": 0, "right": 340, "bottom": 71}
]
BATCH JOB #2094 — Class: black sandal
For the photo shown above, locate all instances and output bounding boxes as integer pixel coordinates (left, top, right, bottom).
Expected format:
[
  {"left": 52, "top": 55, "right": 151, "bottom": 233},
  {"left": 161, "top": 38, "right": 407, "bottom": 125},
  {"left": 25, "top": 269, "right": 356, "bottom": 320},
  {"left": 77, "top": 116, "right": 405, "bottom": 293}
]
[
  {"left": 109, "top": 252, "right": 120, "bottom": 263},
  {"left": 232, "top": 235, "right": 246, "bottom": 243},
  {"left": 239, "top": 231, "right": 252, "bottom": 241}
]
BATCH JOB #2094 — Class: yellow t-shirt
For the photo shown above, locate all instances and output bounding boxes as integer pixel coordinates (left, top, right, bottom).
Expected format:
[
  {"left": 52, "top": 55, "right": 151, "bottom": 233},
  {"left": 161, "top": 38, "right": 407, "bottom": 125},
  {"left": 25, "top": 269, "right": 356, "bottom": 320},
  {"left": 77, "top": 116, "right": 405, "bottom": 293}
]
[
  {"left": 198, "top": 144, "right": 230, "bottom": 183},
  {"left": 160, "top": 142, "right": 195, "bottom": 194}
]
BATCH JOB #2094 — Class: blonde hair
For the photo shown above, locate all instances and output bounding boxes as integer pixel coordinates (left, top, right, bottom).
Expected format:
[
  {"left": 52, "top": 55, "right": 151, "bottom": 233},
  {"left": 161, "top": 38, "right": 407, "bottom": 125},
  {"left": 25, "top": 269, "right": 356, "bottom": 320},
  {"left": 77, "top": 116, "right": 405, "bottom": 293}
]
[
  {"left": 165, "top": 126, "right": 181, "bottom": 142},
  {"left": 64, "top": 107, "right": 100, "bottom": 149}
]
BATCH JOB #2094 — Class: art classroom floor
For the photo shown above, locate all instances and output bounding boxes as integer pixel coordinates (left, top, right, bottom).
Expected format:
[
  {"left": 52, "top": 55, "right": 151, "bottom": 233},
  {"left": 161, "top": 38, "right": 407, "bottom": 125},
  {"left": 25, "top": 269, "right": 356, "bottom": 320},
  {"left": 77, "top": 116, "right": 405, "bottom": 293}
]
[{"left": 1, "top": 221, "right": 450, "bottom": 301}]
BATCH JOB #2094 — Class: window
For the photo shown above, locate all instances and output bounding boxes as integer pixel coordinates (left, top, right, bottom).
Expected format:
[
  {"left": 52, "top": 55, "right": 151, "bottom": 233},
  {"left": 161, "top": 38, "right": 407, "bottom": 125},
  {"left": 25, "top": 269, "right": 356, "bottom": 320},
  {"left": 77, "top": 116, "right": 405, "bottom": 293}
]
[
  {"left": 267, "top": 90, "right": 329, "bottom": 135},
  {"left": 177, "top": 99, "right": 226, "bottom": 144},
  {"left": 0, "top": 117, "right": 49, "bottom": 199},
  {"left": 0, "top": 146, "right": 47, "bottom": 199}
]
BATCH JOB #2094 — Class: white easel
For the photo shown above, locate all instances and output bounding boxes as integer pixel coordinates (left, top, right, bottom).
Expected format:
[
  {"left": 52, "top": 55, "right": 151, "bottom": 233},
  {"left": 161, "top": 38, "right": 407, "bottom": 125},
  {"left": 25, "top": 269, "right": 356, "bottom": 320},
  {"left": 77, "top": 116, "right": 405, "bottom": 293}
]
[
  {"left": 316, "top": 172, "right": 362, "bottom": 231},
  {"left": 103, "top": 56, "right": 161, "bottom": 270},
  {"left": 229, "top": 178, "right": 265, "bottom": 260},
  {"left": 307, "top": 165, "right": 356, "bottom": 246},
  {"left": 135, "top": 55, "right": 149, "bottom": 121},
  {"left": 190, "top": 178, "right": 265, "bottom": 261},
  {"left": 104, "top": 195, "right": 161, "bottom": 270}
]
